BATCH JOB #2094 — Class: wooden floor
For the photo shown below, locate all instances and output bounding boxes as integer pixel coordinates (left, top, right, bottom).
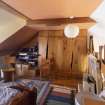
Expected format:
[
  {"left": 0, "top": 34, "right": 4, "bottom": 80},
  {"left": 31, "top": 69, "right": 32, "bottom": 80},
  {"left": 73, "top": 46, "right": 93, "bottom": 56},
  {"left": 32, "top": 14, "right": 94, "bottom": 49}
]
[
  {"left": 25, "top": 70, "right": 83, "bottom": 89},
  {"left": 39, "top": 73, "right": 83, "bottom": 89},
  {"left": 32, "top": 76, "right": 82, "bottom": 89},
  {"left": 52, "top": 79, "right": 82, "bottom": 89}
]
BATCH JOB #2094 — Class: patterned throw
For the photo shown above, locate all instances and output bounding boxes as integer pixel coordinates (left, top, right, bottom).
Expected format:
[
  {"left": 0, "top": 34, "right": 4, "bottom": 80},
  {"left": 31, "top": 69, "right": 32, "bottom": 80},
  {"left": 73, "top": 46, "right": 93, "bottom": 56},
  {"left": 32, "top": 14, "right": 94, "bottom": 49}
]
[
  {"left": 46, "top": 85, "right": 76, "bottom": 105},
  {"left": 0, "top": 79, "right": 51, "bottom": 105}
]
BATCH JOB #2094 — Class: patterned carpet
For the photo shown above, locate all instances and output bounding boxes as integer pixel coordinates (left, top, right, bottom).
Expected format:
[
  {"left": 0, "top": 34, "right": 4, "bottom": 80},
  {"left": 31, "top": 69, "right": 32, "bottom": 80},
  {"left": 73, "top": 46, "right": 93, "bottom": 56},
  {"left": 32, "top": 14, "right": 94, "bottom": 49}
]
[{"left": 45, "top": 85, "right": 76, "bottom": 105}]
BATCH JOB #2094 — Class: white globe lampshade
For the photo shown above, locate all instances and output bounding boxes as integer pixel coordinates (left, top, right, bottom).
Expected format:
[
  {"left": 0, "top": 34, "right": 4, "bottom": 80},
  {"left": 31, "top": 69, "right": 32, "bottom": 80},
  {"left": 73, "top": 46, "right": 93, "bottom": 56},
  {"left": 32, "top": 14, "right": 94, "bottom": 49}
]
[{"left": 64, "top": 24, "right": 79, "bottom": 38}]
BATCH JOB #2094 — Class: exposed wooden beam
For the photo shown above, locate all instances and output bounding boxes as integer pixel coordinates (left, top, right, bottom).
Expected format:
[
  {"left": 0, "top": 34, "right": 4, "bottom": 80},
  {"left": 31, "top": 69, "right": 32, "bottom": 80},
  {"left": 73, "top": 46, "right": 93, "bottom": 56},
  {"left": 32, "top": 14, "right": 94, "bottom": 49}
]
[
  {"left": 27, "top": 17, "right": 96, "bottom": 25},
  {"left": 99, "top": 45, "right": 103, "bottom": 61}
]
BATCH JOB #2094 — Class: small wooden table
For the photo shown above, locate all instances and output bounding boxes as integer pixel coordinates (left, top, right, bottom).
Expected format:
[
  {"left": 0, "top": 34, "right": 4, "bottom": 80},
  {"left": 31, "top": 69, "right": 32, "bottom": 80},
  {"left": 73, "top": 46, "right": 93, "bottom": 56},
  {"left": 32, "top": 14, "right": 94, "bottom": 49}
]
[{"left": 3, "top": 69, "right": 15, "bottom": 82}]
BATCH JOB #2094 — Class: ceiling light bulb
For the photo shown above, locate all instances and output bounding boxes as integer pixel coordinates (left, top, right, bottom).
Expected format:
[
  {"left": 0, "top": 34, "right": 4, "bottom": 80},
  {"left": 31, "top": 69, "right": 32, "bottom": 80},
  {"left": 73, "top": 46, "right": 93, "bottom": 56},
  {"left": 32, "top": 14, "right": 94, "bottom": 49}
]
[{"left": 69, "top": 16, "right": 75, "bottom": 19}]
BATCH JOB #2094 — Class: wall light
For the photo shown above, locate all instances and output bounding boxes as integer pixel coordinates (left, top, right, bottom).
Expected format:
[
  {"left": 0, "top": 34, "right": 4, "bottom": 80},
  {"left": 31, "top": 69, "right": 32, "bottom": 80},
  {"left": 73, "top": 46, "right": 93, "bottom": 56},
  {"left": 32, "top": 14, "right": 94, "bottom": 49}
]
[{"left": 64, "top": 24, "right": 79, "bottom": 38}]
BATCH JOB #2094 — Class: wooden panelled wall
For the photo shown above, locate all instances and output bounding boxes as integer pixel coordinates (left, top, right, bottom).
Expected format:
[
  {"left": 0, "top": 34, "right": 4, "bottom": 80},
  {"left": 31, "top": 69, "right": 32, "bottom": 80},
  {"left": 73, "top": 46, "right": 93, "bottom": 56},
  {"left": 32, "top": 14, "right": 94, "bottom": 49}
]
[{"left": 38, "top": 29, "right": 88, "bottom": 78}]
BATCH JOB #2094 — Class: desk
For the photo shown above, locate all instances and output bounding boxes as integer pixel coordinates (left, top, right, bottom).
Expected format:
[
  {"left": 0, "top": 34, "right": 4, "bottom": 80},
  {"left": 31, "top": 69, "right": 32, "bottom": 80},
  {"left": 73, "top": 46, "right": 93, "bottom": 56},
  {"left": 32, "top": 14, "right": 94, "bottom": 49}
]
[{"left": 3, "top": 69, "right": 15, "bottom": 82}]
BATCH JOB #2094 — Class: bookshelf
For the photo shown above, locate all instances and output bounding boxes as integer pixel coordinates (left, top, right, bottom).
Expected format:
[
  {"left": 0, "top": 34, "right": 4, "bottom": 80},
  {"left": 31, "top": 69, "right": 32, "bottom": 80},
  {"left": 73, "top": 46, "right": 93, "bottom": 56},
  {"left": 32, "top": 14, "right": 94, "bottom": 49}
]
[{"left": 16, "top": 44, "right": 39, "bottom": 67}]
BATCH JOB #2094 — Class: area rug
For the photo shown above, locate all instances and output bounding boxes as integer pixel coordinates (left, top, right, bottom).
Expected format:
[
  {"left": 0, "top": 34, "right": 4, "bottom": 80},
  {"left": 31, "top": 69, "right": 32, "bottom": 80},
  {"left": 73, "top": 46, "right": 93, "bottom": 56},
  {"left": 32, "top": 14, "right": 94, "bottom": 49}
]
[{"left": 45, "top": 85, "right": 76, "bottom": 105}]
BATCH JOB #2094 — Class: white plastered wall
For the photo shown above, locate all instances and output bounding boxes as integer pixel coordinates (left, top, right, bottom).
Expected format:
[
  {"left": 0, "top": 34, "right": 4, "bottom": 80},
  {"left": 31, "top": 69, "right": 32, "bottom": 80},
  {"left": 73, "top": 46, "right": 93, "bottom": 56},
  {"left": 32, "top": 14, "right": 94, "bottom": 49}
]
[{"left": 0, "top": 7, "right": 27, "bottom": 43}]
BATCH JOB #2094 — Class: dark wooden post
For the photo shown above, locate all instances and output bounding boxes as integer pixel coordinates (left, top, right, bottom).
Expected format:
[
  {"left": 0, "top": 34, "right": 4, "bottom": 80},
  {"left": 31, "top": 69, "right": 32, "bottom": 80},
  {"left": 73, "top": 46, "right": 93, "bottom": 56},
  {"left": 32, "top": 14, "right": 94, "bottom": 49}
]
[
  {"left": 104, "top": 45, "right": 105, "bottom": 61},
  {"left": 99, "top": 46, "right": 103, "bottom": 62}
]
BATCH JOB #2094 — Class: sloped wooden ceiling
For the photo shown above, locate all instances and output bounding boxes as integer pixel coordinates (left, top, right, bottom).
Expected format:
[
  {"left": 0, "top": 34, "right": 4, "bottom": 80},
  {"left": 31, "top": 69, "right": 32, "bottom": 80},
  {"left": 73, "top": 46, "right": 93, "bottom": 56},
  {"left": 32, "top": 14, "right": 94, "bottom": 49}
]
[
  {"left": 1, "top": 0, "right": 102, "bottom": 20},
  {"left": 0, "top": 26, "right": 37, "bottom": 55},
  {"left": 0, "top": 0, "right": 102, "bottom": 56}
]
